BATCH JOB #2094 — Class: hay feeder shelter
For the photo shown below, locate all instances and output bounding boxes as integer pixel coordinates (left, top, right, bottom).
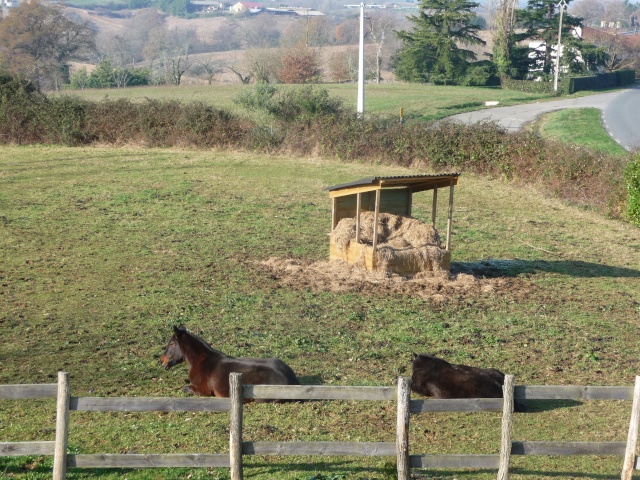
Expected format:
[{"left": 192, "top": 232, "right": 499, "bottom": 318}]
[{"left": 327, "top": 174, "right": 460, "bottom": 275}]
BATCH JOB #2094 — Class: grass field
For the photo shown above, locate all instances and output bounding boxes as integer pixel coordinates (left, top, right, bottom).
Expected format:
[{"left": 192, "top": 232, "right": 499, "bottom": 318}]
[
  {"left": 1, "top": 144, "right": 639, "bottom": 479},
  {"left": 529, "top": 108, "right": 629, "bottom": 156},
  {"left": 58, "top": 83, "right": 558, "bottom": 122}
]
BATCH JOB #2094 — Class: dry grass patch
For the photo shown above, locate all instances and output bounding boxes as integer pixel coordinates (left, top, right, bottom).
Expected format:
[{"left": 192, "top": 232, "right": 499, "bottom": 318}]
[{"left": 258, "top": 257, "right": 536, "bottom": 307}]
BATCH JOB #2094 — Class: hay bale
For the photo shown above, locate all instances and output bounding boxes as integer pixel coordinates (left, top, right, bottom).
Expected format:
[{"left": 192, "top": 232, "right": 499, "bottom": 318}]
[{"left": 331, "top": 212, "right": 446, "bottom": 274}]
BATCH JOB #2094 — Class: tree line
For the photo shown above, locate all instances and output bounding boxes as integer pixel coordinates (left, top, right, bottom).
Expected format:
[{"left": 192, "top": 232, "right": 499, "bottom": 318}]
[{"left": 0, "top": 0, "right": 639, "bottom": 90}]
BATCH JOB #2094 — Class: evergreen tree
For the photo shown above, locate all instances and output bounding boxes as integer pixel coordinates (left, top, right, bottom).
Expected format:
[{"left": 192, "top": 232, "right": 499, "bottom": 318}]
[
  {"left": 393, "top": 0, "right": 485, "bottom": 84},
  {"left": 88, "top": 58, "right": 116, "bottom": 88},
  {"left": 515, "top": 0, "right": 582, "bottom": 77}
]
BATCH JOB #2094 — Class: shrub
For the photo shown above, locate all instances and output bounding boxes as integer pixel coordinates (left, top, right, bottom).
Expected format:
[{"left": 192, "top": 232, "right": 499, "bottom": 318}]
[
  {"left": 45, "top": 95, "right": 92, "bottom": 145},
  {"left": 624, "top": 156, "right": 640, "bottom": 225},
  {"left": 235, "top": 84, "right": 345, "bottom": 122},
  {"left": 234, "top": 82, "right": 278, "bottom": 114},
  {"left": 0, "top": 72, "right": 49, "bottom": 144}
]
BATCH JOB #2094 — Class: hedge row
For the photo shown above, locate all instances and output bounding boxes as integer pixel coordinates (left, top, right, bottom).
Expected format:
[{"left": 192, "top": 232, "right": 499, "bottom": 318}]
[
  {"left": 502, "top": 70, "right": 637, "bottom": 95},
  {"left": 1, "top": 75, "right": 638, "bottom": 225}
]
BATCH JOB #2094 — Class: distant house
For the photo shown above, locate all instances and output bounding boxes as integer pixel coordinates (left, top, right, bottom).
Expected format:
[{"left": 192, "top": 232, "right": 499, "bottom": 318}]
[
  {"left": 191, "top": 0, "right": 224, "bottom": 12},
  {"left": 265, "top": 7, "right": 324, "bottom": 16},
  {"left": 230, "top": 1, "right": 262, "bottom": 13}
]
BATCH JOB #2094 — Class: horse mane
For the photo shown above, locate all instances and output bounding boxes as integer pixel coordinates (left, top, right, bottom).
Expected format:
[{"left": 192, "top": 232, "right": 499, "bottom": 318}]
[{"left": 175, "top": 326, "right": 228, "bottom": 358}]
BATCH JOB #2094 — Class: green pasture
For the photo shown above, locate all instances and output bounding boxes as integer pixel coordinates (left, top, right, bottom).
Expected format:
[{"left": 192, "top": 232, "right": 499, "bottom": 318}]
[
  {"left": 1, "top": 145, "right": 639, "bottom": 479},
  {"left": 59, "top": 83, "right": 556, "bottom": 122},
  {"left": 529, "top": 108, "right": 629, "bottom": 156}
]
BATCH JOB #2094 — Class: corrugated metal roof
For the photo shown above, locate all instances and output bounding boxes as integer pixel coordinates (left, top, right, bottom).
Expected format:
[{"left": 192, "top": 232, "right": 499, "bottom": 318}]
[{"left": 326, "top": 173, "right": 460, "bottom": 193}]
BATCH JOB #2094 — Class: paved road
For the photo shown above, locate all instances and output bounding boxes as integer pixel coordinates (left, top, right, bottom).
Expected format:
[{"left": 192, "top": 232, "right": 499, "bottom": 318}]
[
  {"left": 447, "top": 87, "right": 640, "bottom": 151},
  {"left": 602, "top": 86, "right": 640, "bottom": 151}
]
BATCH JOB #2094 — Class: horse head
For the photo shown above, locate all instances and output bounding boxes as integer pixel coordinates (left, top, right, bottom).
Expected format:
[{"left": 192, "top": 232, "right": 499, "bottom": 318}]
[{"left": 160, "top": 325, "right": 186, "bottom": 369}]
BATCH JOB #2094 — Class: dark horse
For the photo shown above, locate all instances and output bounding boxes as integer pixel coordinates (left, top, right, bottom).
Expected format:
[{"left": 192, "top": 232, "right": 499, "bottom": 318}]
[
  {"left": 411, "top": 353, "right": 525, "bottom": 411},
  {"left": 161, "top": 325, "right": 300, "bottom": 399}
]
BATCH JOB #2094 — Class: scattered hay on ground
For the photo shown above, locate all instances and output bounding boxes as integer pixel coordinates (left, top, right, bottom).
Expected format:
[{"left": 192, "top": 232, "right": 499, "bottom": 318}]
[{"left": 258, "top": 257, "right": 535, "bottom": 306}]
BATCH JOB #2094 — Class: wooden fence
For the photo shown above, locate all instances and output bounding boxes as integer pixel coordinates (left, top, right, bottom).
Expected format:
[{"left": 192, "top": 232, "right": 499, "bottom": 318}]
[{"left": 1, "top": 372, "right": 639, "bottom": 480}]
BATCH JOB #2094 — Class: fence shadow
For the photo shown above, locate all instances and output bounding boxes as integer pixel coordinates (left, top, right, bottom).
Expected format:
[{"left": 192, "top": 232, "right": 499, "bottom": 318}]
[
  {"left": 508, "top": 468, "right": 622, "bottom": 479},
  {"left": 244, "top": 459, "right": 395, "bottom": 478},
  {"left": 299, "top": 375, "right": 325, "bottom": 385},
  {"left": 411, "top": 469, "right": 620, "bottom": 479},
  {"left": 452, "top": 259, "right": 640, "bottom": 279},
  {"left": 520, "top": 399, "right": 583, "bottom": 413}
]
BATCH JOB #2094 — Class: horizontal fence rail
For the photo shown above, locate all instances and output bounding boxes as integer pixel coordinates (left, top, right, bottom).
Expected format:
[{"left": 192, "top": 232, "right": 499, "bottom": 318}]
[
  {"left": 515, "top": 385, "right": 635, "bottom": 400},
  {"left": 242, "top": 441, "right": 396, "bottom": 456},
  {"left": 67, "top": 454, "right": 230, "bottom": 468},
  {"left": 243, "top": 384, "right": 397, "bottom": 401},
  {"left": 1, "top": 373, "right": 639, "bottom": 480},
  {"left": 70, "top": 396, "right": 230, "bottom": 412},
  {"left": 0, "top": 383, "right": 58, "bottom": 399},
  {"left": 0, "top": 441, "right": 55, "bottom": 456}
]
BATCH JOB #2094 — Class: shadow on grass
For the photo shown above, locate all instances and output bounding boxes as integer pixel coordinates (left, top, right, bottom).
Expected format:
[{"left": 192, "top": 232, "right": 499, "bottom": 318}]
[
  {"left": 452, "top": 259, "right": 640, "bottom": 279},
  {"left": 439, "top": 101, "right": 485, "bottom": 111},
  {"left": 518, "top": 399, "right": 582, "bottom": 413},
  {"left": 412, "top": 469, "right": 621, "bottom": 479},
  {"left": 244, "top": 458, "right": 395, "bottom": 478},
  {"left": 506, "top": 468, "right": 622, "bottom": 479},
  {"left": 299, "top": 374, "right": 325, "bottom": 385}
]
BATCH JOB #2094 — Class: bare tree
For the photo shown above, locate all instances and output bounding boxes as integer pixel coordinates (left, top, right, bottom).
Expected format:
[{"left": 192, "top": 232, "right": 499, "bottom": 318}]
[
  {"left": 112, "top": 65, "right": 133, "bottom": 88},
  {"left": 225, "top": 64, "right": 252, "bottom": 84},
  {"left": 164, "top": 48, "right": 192, "bottom": 85},
  {"left": 244, "top": 47, "right": 282, "bottom": 83},
  {"left": 596, "top": 32, "right": 640, "bottom": 71},
  {"left": 335, "top": 18, "right": 360, "bottom": 45},
  {"left": 241, "top": 16, "right": 281, "bottom": 48},
  {"left": 0, "top": 0, "right": 95, "bottom": 89},
  {"left": 327, "top": 48, "right": 358, "bottom": 82},
  {"left": 282, "top": 15, "right": 333, "bottom": 48},
  {"left": 191, "top": 56, "right": 225, "bottom": 85},
  {"left": 603, "top": 0, "right": 631, "bottom": 25},
  {"left": 366, "top": 11, "right": 396, "bottom": 84},
  {"left": 103, "top": 33, "right": 138, "bottom": 69},
  {"left": 569, "top": 0, "right": 605, "bottom": 27},
  {"left": 212, "top": 19, "right": 244, "bottom": 51}
]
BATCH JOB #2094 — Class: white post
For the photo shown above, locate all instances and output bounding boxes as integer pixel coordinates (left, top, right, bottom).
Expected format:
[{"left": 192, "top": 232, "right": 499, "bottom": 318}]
[
  {"left": 357, "top": 2, "right": 365, "bottom": 118},
  {"left": 553, "top": 0, "right": 567, "bottom": 92}
]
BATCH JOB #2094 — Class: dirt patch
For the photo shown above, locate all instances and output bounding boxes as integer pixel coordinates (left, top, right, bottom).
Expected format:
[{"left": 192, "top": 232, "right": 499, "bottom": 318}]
[{"left": 258, "top": 257, "right": 536, "bottom": 306}]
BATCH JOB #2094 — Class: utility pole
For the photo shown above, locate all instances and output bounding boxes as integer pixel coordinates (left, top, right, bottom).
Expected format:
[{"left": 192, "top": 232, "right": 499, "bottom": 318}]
[
  {"left": 357, "top": 2, "right": 365, "bottom": 118},
  {"left": 553, "top": 0, "right": 568, "bottom": 92}
]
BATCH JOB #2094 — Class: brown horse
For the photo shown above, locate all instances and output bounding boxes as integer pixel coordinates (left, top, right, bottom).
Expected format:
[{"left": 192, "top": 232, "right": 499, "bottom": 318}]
[
  {"left": 160, "top": 325, "right": 300, "bottom": 399},
  {"left": 411, "top": 353, "right": 526, "bottom": 411}
]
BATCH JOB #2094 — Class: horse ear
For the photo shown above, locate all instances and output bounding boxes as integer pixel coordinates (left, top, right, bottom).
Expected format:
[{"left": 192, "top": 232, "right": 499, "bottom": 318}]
[
  {"left": 412, "top": 352, "right": 418, "bottom": 359},
  {"left": 173, "top": 325, "right": 182, "bottom": 336}
]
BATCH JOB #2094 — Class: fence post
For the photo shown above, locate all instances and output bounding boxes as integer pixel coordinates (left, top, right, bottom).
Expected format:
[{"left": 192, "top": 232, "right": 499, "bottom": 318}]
[
  {"left": 497, "top": 374, "right": 514, "bottom": 480},
  {"left": 53, "top": 372, "right": 70, "bottom": 480},
  {"left": 396, "top": 376, "right": 410, "bottom": 480},
  {"left": 230, "top": 373, "right": 244, "bottom": 480},
  {"left": 621, "top": 376, "right": 640, "bottom": 480}
]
